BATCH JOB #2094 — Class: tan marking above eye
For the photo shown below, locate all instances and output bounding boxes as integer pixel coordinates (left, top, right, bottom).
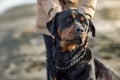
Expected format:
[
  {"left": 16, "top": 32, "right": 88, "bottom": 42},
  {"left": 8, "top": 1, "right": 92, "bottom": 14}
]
[
  {"left": 80, "top": 17, "right": 85, "bottom": 22},
  {"left": 71, "top": 13, "right": 76, "bottom": 19}
]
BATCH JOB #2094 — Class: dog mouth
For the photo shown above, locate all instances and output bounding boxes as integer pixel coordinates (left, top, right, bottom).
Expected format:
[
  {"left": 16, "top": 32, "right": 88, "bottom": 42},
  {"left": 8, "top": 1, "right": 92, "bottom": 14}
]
[
  {"left": 63, "top": 36, "right": 82, "bottom": 44},
  {"left": 60, "top": 35, "right": 88, "bottom": 52}
]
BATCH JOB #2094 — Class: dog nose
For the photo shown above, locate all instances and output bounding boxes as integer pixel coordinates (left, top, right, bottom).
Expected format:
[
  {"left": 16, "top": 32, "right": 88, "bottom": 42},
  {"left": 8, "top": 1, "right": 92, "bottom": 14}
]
[{"left": 75, "top": 27, "right": 83, "bottom": 34}]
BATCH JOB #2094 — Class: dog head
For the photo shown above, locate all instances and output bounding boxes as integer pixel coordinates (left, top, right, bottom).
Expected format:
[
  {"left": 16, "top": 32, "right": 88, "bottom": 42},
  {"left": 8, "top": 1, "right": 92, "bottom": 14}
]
[{"left": 47, "top": 9, "right": 95, "bottom": 52}]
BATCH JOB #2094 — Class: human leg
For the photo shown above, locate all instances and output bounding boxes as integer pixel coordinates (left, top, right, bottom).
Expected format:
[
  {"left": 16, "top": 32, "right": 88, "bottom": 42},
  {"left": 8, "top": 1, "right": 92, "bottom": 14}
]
[{"left": 43, "top": 34, "right": 53, "bottom": 80}]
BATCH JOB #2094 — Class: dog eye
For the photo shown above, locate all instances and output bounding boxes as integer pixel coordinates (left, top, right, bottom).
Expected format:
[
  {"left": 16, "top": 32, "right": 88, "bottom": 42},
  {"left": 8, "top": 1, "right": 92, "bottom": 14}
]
[{"left": 64, "top": 17, "right": 73, "bottom": 23}]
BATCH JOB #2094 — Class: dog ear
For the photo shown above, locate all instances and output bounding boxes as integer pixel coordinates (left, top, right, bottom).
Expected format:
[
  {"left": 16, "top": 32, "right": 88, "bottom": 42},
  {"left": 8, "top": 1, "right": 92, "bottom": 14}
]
[
  {"left": 88, "top": 19, "right": 96, "bottom": 37},
  {"left": 46, "top": 13, "right": 59, "bottom": 35}
]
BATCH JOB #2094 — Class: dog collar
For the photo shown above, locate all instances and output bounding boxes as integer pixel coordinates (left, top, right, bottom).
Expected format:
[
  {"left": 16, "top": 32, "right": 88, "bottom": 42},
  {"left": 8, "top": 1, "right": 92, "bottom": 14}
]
[{"left": 52, "top": 47, "right": 87, "bottom": 70}]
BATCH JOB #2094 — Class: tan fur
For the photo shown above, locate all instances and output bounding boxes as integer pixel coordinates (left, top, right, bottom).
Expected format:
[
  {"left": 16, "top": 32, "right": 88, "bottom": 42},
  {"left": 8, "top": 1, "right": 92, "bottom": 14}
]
[
  {"left": 71, "top": 13, "right": 76, "bottom": 19},
  {"left": 80, "top": 16, "right": 85, "bottom": 22},
  {"left": 60, "top": 41, "right": 77, "bottom": 52},
  {"left": 59, "top": 25, "right": 79, "bottom": 52},
  {"left": 82, "top": 32, "right": 87, "bottom": 47}
]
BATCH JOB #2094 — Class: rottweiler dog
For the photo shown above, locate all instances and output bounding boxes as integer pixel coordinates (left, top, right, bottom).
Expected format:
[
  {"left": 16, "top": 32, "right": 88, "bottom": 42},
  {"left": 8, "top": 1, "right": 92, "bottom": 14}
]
[{"left": 47, "top": 9, "right": 120, "bottom": 80}]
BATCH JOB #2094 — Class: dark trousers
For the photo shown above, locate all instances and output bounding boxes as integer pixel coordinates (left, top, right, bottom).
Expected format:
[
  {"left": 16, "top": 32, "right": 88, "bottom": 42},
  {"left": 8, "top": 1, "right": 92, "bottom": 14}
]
[{"left": 43, "top": 34, "right": 53, "bottom": 80}]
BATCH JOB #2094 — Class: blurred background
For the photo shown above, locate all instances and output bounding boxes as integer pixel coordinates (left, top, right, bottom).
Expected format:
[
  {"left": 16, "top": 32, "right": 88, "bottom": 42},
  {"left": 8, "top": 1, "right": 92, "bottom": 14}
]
[{"left": 0, "top": 0, "right": 120, "bottom": 80}]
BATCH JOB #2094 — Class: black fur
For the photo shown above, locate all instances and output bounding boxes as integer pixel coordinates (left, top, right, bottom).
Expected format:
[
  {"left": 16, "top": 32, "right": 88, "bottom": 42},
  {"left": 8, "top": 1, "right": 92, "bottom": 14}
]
[{"left": 47, "top": 9, "right": 120, "bottom": 80}]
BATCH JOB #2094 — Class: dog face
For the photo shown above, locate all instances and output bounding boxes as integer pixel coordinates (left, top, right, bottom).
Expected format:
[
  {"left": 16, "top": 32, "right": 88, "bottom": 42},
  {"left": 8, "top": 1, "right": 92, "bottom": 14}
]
[{"left": 47, "top": 10, "right": 95, "bottom": 52}]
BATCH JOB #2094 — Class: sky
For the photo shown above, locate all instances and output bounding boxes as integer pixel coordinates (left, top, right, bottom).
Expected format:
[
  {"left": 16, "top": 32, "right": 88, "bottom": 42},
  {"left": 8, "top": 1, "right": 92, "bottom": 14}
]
[{"left": 0, "top": 0, "right": 36, "bottom": 14}]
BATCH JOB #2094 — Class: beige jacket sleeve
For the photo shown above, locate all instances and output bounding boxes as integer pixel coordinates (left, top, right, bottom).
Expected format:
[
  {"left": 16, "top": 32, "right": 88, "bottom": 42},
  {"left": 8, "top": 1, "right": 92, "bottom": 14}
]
[
  {"left": 78, "top": 0, "right": 97, "bottom": 18},
  {"left": 61, "top": 0, "right": 97, "bottom": 19},
  {"left": 36, "top": 0, "right": 62, "bottom": 35},
  {"left": 36, "top": 0, "right": 97, "bottom": 35}
]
